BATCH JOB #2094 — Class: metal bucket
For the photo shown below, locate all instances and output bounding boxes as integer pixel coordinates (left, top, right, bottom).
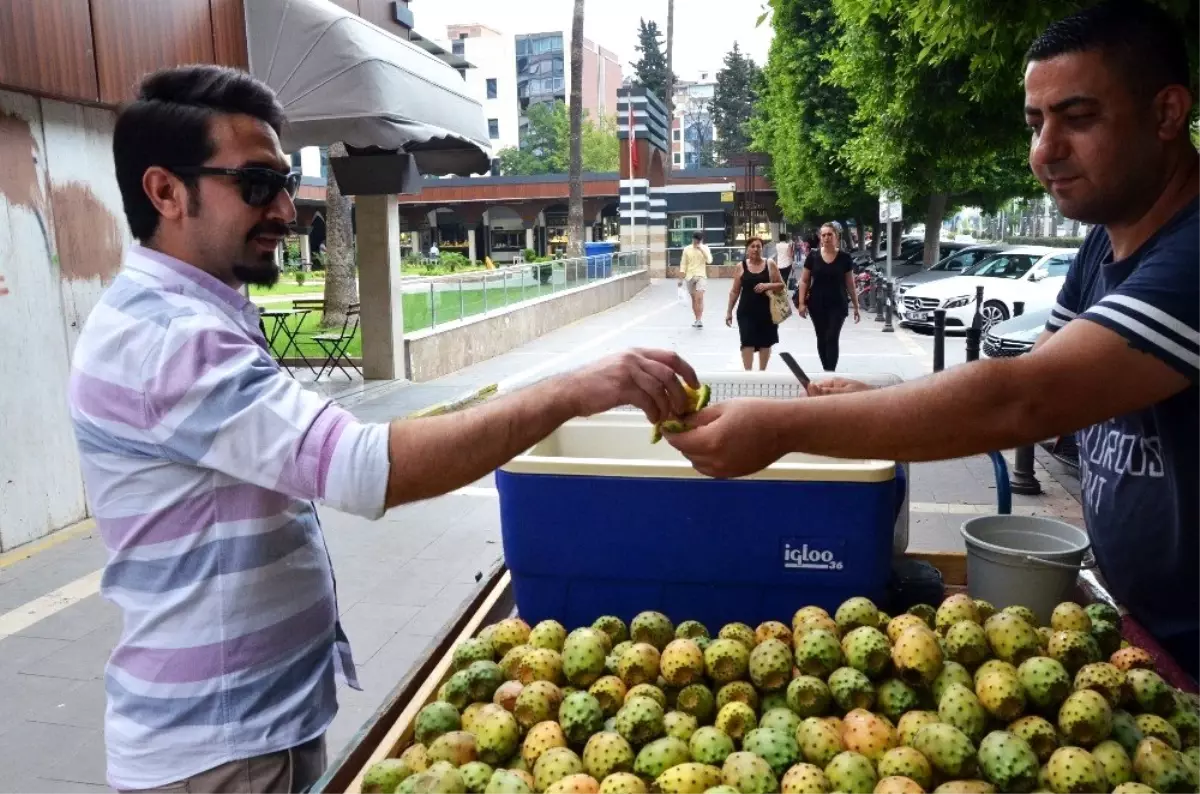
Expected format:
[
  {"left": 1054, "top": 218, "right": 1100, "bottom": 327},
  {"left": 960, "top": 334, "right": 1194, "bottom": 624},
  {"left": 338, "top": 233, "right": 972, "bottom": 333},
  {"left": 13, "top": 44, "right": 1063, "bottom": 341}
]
[{"left": 960, "top": 515, "right": 1094, "bottom": 625}]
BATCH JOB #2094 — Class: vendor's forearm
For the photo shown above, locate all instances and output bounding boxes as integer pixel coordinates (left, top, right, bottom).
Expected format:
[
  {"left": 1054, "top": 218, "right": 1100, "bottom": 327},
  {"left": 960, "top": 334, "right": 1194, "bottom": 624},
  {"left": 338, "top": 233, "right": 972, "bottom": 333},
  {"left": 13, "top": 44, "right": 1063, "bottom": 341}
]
[
  {"left": 770, "top": 357, "right": 1085, "bottom": 462},
  {"left": 384, "top": 378, "right": 576, "bottom": 506}
]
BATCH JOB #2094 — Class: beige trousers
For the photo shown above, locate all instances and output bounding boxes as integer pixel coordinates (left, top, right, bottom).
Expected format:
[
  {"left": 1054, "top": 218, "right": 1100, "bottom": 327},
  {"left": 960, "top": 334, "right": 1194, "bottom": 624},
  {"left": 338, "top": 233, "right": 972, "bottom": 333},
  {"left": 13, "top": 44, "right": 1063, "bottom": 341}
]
[{"left": 118, "top": 736, "right": 327, "bottom": 794}]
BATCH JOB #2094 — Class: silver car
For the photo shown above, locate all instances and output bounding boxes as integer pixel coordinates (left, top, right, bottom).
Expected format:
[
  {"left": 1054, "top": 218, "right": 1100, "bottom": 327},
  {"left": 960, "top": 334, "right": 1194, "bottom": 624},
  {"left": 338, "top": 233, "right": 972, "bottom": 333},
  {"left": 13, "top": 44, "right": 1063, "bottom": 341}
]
[
  {"left": 983, "top": 306, "right": 1052, "bottom": 358},
  {"left": 895, "top": 245, "right": 1003, "bottom": 297}
]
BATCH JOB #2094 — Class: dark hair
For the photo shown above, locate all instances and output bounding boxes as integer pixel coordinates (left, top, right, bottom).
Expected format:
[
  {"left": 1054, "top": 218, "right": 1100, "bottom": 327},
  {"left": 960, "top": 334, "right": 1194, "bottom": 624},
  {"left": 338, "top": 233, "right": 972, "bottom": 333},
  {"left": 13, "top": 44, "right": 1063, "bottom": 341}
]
[
  {"left": 692, "top": 231, "right": 703, "bottom": 241},
  {"left": 1026, "top": 1, "right": 1191, "bottom": 98},
  {"left": 779, "top": 233, "right": 790, "bottom": 242},
  {"left": 746, "top": 236, "right": 765, "bottom": 251},
  {"left": 113, "top": 65, "right": 286, "bottom": 241}
]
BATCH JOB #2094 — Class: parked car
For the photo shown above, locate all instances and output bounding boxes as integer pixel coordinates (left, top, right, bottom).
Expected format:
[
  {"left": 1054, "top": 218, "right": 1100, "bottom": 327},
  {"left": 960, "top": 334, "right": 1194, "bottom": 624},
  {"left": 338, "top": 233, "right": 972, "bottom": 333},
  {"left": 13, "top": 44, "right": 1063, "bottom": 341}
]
[
  {"left": 895, "top": 244, "right": 1003, "bottom": 297},
  {"left": 983, "top": 306, "right": 1051, "bottom": 358},
  {"left": 876, "top": 240, "right": 982, "bottom": 281},
  {"left": 899, "top": 246, "right": 1076, "bottom": 332}
]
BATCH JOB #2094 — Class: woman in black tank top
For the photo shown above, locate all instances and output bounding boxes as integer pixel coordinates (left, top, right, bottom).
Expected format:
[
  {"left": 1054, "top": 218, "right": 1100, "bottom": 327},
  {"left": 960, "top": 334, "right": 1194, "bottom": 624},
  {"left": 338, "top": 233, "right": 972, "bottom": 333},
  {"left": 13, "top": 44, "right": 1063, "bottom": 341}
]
[
  {"left": 725, "top": 237, "right": 786, "bottom": 370},
  {"left": 796, "top": 222, "right": 861, "bottom": 371}
]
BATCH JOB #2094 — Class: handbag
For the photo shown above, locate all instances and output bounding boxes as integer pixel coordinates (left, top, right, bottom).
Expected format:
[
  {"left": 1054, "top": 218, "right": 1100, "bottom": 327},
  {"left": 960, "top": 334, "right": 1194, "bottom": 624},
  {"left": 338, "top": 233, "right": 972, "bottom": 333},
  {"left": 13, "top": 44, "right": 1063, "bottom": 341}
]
[{"left": 769, "top": 263, "right": 794, "bottom": 325}]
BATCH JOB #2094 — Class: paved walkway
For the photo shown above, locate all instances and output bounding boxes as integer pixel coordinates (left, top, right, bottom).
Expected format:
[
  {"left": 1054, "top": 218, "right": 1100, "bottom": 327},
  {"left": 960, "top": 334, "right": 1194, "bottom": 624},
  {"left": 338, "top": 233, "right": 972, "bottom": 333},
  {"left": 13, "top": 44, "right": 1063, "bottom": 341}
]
[{"left": 0, "top": 279, "right": 1081, "bottom": 792}]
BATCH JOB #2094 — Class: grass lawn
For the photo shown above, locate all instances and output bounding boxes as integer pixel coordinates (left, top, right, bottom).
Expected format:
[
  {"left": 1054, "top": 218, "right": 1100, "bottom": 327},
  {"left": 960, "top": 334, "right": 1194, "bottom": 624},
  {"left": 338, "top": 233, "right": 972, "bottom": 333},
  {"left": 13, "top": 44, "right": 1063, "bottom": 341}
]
[
  {"left": 250, "top": 282, "right": 327, "bottom": 297},
  {"left": 264, "top": 281, "right": 560, "bottom": 360}
]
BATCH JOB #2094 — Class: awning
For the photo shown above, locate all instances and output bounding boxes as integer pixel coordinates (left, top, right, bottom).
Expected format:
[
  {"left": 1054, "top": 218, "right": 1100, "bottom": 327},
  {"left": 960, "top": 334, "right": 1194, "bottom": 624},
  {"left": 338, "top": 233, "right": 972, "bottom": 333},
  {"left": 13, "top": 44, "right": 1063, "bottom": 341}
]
[{"left": 246, "top": 0, "right": 492, "bottom": 177}]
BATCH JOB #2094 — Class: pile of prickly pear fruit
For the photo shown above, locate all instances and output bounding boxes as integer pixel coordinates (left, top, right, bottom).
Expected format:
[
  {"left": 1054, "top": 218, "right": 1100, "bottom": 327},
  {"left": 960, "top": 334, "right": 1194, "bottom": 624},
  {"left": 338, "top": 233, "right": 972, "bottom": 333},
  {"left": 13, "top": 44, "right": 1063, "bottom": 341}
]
[{"left": 361, "top": 598, "right": 1199, "bottom": 794}]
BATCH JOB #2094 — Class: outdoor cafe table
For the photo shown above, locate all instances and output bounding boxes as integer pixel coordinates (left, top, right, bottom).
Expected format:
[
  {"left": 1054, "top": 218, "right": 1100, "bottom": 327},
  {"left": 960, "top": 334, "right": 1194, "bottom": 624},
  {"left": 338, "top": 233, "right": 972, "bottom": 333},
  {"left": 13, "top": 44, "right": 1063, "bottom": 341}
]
[{"left": 259, "top": 308, "right": 316, "bottom": 377}]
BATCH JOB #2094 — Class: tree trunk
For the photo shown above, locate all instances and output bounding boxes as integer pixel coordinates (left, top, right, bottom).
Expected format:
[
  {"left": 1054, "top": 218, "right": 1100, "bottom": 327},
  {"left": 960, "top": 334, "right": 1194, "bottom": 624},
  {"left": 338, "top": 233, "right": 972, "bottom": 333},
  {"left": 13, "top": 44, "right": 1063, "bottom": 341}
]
[
  {"left": 665, "top": 0, "right": 675, "bottom": 119},
  {"left": 1071, "top": 218, "right": 1080, "bottom": 237},
  {"left": 923, "top": 193, "right": 948, "bottom": 265},
  {"left": 566, "top": 0, "right": 586, "bottom": 259},
  {"left": 321, "top": 142, "right": 357, "bottom": 328}
]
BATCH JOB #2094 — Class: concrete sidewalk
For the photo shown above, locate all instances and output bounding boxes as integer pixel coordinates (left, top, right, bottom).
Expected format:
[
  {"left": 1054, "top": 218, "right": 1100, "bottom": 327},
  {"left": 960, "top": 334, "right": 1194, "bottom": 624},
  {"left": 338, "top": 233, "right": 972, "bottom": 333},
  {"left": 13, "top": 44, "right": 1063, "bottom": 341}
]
[{"left": 0, "top": 278, "right": 1081, "bottom": 792}]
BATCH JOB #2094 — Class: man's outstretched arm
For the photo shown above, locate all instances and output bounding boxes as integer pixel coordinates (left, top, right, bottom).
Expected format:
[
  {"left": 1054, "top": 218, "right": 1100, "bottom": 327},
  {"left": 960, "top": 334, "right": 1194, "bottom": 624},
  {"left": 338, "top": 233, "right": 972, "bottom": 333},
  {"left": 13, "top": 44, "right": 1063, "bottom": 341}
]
[
  {"left": 666, "top": 318, "right": 1191, "bottom": 478},
  {"left": 384, "top": 349, "right": 697, "bottom": 506}
]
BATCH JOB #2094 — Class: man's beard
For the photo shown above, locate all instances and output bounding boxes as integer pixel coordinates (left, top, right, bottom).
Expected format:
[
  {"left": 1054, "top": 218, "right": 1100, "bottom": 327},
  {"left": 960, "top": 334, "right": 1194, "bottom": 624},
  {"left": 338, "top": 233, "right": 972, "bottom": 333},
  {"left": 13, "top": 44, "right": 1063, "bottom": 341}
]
[{"left": 232, "top": 258, "right": 281, "bottom": 287}]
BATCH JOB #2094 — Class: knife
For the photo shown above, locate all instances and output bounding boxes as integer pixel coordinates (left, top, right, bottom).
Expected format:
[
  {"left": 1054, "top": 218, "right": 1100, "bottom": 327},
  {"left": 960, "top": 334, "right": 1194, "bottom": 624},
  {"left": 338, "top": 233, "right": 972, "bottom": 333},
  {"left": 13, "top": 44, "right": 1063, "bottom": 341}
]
[{"left": 779, "top": 352, "right": 811, "bottom": 390}]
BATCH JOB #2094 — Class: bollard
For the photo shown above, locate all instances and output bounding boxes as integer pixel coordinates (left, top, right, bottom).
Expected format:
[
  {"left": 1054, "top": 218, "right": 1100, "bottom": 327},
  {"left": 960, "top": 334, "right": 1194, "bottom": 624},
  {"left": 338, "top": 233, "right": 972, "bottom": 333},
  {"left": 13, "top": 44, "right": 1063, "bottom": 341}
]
[
  {"left": 875, "top": 274, "right": 885, "bottom": 322},
  {"left": 882, "top": 280, "right": 895, "bottom": 332},
  {"left": 971, "top": 285, "right": 986, "bottom": 330},
  {"left": 933, "top": 309, "right": 947, "bottom": 372},
  {"left": 1007, "top": 299, "right": 1042, "bottom": 494},
  {"left": 965, "top": 325, "right": 981, "bottom": 362}
]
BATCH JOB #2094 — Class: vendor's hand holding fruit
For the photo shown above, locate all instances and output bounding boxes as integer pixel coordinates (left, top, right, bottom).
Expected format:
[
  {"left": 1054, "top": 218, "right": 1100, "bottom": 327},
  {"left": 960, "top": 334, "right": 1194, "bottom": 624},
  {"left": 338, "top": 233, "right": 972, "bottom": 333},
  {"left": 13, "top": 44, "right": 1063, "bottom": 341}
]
[
  {"left": 665, "top": 399, "right": 790, "bottom": 479},
  {"left": 566, "top": 349, "right": 699, "bottom": 424}
]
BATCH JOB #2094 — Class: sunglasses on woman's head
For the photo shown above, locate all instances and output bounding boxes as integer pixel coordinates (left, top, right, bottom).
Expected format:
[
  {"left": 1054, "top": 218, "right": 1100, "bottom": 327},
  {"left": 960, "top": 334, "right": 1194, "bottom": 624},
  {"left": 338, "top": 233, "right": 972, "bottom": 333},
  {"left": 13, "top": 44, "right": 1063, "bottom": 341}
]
[{"left": 168, "top": 166, "right": 301, "bottom": 207}]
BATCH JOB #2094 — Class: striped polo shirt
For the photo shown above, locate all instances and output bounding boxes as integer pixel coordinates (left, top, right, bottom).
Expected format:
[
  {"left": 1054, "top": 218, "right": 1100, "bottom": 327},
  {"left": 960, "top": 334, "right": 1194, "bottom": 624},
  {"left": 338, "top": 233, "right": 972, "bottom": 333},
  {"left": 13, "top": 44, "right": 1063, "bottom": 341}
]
[{"left": 68, "top": 245, "right": 390, "bottom": 790}]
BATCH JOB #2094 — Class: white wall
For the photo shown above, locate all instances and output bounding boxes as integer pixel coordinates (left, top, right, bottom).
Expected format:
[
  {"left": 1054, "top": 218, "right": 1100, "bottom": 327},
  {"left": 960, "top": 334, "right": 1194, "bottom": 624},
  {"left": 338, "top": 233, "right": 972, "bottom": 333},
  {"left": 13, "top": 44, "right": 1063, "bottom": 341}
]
[
  {"left": 0, "top": 90, "right": 131, "bottom": 549},
  {"left": 456, "top": 34, "right": 519, "bottom": 152},
  {"left": 299, "top": 146, "right": 323, "bottom": 179}
]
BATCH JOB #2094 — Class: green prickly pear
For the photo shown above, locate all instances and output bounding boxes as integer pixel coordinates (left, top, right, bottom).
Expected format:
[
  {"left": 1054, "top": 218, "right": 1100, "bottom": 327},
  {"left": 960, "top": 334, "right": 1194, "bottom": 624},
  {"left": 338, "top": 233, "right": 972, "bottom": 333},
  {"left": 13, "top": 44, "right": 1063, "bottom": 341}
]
[
  {"left": 984, "top": 613, "right": 1043, "bottom": 665},
  {"left": 1047, "top": 630, "right": 1102, "bottom": 674},
  {"left": 530, "top": 620, "right": 569, "bottom": 651},
  {"left": 664, "top": 710, "right": 699, "bottom": 742},
  {"left": 1000, "top": 604, "right": 1039, "bottom": 627},
  {"left": 722, "top": 751, "right": 778, "bottom": 794},
  {"left": 632, "top": 736, "right": 690, "bottom": 780},
  {"left": 1085, "top": 602, "right": 1120, "bottom": 626},
  {"left": 714, "top": 701, "right": 757, "bottom": 744},
  {"left": 1168, "top": 699, "right": 1199, "bottom": 749},
  {"left": 459, "top": 762, "right": 494, "bottom": 794},
  {"left": 415, "top": 701, "right": 461, "bottom": 746},
  {"left": 945, "top": 620, "right": 991, "bottom": 668},
  {"left": 760, "top": 707, "right": 802, "bottom": 738},
  {"left": 616, "top": 643, "right": 660, "bottom": 689},
  {"left": 936, "top": 594, "right": 982, "bottom": 635},
  {"left": 835, "top": 597, "right": 880, "bottom": 634},
  {"left": 797, "top": 717, "right": 845, "bottom": 767},
  {"left": 674, "top": 619, "right": 709, "bottom": 641},
  {"left": 1008, "top": 715, "right": 1059, "bottom": 762},
  {"left": 778, "top": 762, "right": 832, "bottom": 794},
  {"left": 589, "top": 676, "right": 627, "bottom": 718},
  {"left": 896, "top": 710, "right": 940, "bottom": 747},
  {"left": 522, "top": 721, "right": 568, "bottom": 768},
  {"left": 976, "top": 730, "right": 1039, "bottom": 792},
  {"left": 362, "top": 759, "right": 414, "bottom": 794},
  {"left": 824, "top": 750, "right": 878, "bottom": 793},
  {"left": 1111, "top": 783, "right": 1160, "bottom": 794},
  {"left": 1135, "top": 712, "right": 1182, "bottom": 750},
  {"left": 1051, "top": 602, "right": 1092, "bottom": 633},
  {"left": 630, "top": 611, "right": 674, "bottom": 651},
  {"left": 906, "top": 603, "right": 937, "bottom": 627},
  {"left": 476, "top": 709, "right": 521, "bottom": 765},
  {"left": 748, "top": 638, "right": 794, "bottom": 691},
  {"left": 1126, "top": 668, "right": 1177, "bottom": 716},
  {"left": 878, "top": 746, "right": 934, "bottom": 790},
  {"left": 592, "top": 616, "right": 629, "bottom": 646},
  {"left": 716, "top": 680, "right": 759, "bottom": 713},
  {"left": 1133, "top": 736, "right": 1192, "bottom": 793},
  {"left": 913, "top": 722, "right": 978, "bottom": 779},
  {"left": 559, "top": 691, "right": 605, "bottom": 746},
  {"left": 892, "top": 625, "right": 944, "bottom": 687},
  {"left": 533, "top": 747, "right": 584, "bottom": 793},
  {"left": 827, "top": 666, "right": 875, "bottom": 712},
  {"left": 428, "top": 730, "right": 477, "bottom": 767},
  {"left": 786, "top": 675, "right": 832, "bottom": 718},
  {"left": 794, "top": 629, "right": 844, "bottom": 679},
  {"left": 1044, "top": 746, "right": 1104, "bottom": 793},
  {"left": 625, "top": 683, "right": 666, "bottom": 708},
  {"left": 613, "top": 696, "right": 664, "bottom": 746},
  {"left": 742, "top": 727, "right": 801, "bottom": 777},
  {"left": 876, "top": 678, "right": 921, "bottom": 722},
  {"left": 1091, "top": 618, "right": 1123, "bottom": 657},
  {"left": 934, "top": 661, "right": 976, "bottom": 703},
  {"left": 975, "top": 669, "right": 1026, "bottom": 721},
  {"left": 841, "top": 626, "right": 892, "bottom": 679},
  {"left": 1073, "top": 661, "right": 1128, "bottom": 707},
  {"left": 655, "top": 762, "right": 722, "bottom": 794},
  {"left": 703, "top": 638, "right": 750, "bottom": 683},
  {"left": 939, "top": 683, "right": 989, "bottom": 744},
  {"left": 689, "top": 726, "right": 735, "bottom": 766},
  {"left": 1058, "top": 688, "right": 1113, "bottom": 746},
  {"left": 486, "top": 768, "right": 533, "bottom": 794},
  {"left": 676, "top": 683, "right": 716, "bottom": 724},
  {"left": 581, "top": 732, "right": 634, "bottom": 781},
  {"left": 1092, "top": 739, "right": 1134, "bottom": 789},
  {"left": 1017, "top": 656, "right": 1072, "bottom": 711},
  {"left": 974, "top": 599, "right": 997, "bottom": 622},
  {"left": 760, "top": 691, "right": 789, "bottom": 714},
  {"left": 974, "top": 659, "right": 1020, "bottom": 686},
  {"left": 1111, "top": 709, "right": 1147, "bottom": 755},
  {"left": 595, "top": 772, "right": 645, "bottom": 794}
]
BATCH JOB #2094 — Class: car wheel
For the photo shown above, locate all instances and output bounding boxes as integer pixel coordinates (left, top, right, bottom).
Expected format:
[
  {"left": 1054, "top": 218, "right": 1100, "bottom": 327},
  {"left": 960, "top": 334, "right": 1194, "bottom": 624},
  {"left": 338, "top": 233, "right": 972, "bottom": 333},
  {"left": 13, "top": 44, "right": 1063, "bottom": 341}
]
[{"left": 981, "top": 300, "right": 1009, "bottom": 332}]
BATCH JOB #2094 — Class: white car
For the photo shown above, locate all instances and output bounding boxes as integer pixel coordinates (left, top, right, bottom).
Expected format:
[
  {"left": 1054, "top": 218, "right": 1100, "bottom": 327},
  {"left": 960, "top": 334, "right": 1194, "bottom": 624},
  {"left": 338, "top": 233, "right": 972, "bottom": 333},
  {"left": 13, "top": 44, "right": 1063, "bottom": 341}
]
[{"left": 899, "top": 246, "right": 1076, "bottom": 332}]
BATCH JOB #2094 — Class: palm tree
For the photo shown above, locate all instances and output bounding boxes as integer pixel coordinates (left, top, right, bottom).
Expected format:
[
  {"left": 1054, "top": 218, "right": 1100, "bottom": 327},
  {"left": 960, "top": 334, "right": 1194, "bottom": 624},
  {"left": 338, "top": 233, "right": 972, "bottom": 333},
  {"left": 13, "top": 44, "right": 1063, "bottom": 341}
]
[
  {"left": 665, "top": 0, "right": 675, "bottom": 118},
  {"left": 567, "top": 0, "right": 586, "bottom": 259},
  {"left": 321, "top": 142, "right": 358, "bottom": 328}
]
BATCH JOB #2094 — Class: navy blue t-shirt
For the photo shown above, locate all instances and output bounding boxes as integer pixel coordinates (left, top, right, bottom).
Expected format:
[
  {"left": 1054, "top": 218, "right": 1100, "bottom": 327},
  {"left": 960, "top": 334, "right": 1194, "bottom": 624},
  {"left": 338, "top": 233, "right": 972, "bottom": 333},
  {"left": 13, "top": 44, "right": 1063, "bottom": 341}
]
[{"left": 1047, "top": 197, "right": 1198, "bottom": 675}]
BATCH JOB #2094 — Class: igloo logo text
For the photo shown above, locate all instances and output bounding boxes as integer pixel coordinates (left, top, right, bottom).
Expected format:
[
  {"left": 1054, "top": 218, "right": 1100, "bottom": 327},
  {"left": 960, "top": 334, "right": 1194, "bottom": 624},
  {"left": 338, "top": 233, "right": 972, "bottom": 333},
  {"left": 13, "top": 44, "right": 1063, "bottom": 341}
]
[{"left": 783, "top": 543, "right": 844, "bottom": 571}]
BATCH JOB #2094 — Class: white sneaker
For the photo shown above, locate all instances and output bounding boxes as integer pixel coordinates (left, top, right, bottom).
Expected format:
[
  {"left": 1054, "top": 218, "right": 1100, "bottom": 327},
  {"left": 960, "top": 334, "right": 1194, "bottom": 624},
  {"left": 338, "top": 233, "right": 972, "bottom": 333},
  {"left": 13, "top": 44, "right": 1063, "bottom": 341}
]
[{"left": 693, "top": 319, "right": 703, "bottom": 328}]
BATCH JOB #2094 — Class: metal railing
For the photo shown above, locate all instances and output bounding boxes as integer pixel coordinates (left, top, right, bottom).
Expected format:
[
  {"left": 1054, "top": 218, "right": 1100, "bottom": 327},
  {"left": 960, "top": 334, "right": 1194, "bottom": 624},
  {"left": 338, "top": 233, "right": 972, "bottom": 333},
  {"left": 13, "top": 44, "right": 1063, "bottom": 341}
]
[
  {"left": 667, "top": 246, "right": 748, "bottom": 267},
  {"left": 403, "top": 250, "right": 648, "bottom": 331}
]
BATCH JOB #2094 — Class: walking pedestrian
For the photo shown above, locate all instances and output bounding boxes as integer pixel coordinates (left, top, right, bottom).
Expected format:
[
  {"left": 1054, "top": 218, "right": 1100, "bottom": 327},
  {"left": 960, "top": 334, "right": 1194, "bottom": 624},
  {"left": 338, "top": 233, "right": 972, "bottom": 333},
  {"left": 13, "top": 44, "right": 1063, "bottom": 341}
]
[
  {"left": 725, "top": 237, "right": 786, "bottom": 370},
  {"left": 795, "top": 222, "right": 861, "bottom": 371},
  {"left": 679, "top": 232, "right": 712, "bottom": 327},
  {"left": 775, "top": 232, "right": 795, "bottom": 287}
]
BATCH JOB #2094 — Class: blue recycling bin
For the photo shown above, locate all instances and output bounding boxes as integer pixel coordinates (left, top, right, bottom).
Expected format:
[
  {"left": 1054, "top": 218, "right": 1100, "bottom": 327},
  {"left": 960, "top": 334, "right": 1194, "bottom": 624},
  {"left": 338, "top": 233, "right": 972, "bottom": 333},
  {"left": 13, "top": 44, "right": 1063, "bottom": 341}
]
[{"left": 584, "top": 241, "right": 617, "bottom": 278}]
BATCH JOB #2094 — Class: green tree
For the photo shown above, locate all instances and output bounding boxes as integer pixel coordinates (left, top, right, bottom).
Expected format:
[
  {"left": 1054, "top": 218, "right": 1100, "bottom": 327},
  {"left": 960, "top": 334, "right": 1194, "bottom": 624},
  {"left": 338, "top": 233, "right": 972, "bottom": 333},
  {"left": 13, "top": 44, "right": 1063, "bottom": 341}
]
[
  {"left": 494, "top": 102, "right": 619, "bottom": 175},
  {"left": 631, "top": 18, "right": 673, "bottom": 100},
  {"left": 751, "top": 0, "right": 877, "bottom": 236},
  {"left": 712, "top": 43, "right": 763, "bottom": 164}
]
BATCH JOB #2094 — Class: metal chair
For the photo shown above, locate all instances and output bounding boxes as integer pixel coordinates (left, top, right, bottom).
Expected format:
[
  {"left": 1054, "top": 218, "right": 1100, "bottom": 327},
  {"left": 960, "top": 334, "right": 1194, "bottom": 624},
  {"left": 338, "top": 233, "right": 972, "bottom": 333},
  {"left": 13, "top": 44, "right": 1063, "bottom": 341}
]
[{"left": 312, "top": 302, "right": 361, "bottom": 380}]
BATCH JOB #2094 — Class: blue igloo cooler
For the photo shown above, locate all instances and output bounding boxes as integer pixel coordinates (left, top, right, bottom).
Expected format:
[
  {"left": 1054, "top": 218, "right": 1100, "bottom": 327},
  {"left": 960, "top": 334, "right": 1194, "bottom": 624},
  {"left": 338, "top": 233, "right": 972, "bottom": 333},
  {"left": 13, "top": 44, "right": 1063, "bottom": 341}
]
[{"left": 495, "top": 408, "right": 901, "bottom": 630}]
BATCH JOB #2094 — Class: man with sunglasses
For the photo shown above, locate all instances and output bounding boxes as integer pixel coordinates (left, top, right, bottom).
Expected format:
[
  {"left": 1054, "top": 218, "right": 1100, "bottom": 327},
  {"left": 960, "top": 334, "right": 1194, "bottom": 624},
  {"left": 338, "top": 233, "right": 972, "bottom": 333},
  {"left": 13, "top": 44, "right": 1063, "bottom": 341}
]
[{"left": 68, "top": 65, "right": 696, "bottom": 793}]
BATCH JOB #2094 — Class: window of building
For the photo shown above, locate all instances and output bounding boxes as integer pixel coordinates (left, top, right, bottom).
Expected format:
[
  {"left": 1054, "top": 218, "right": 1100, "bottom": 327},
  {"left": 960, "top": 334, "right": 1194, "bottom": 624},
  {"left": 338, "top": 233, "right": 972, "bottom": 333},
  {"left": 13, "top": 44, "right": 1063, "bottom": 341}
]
[
  {"left": 486, "top": 78, "right": 498, "bottom": 99},
  {"left": 673, "top": 129, "right": 681, "bottom": 141},
  {"left": 673, "top": 152, "right": 682, "bottom": 165},
  {"left": 488, "top": 119, "right": 500, "bottom": 139},
  {"left": 452, "top": 40, "right": 465, "bottom": 56},
  {"left": 319, "top": 147, "right": 329, "bottom": 180},
  {"left": 290, "top": 152, "right": 302, "bottom": 171}
]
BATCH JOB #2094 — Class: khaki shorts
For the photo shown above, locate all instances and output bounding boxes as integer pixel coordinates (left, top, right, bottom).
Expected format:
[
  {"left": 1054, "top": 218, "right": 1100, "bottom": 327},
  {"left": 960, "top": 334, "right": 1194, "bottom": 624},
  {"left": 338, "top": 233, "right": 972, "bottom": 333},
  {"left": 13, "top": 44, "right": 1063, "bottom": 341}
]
[
  {"left": 684, "top": 275, "right": 707, "bottom": 295},
  {"left": 119, "top": 736, "right": 327, "bottom": 793}
]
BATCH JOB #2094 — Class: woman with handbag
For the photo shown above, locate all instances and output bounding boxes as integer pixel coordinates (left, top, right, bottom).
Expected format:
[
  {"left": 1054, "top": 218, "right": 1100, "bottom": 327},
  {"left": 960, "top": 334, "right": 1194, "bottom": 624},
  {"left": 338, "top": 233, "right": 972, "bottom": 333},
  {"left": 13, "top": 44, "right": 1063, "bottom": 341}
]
[
  {"left": 725, "top": 237, "right": 789, "bottom": 371},
  {"left": 795, "top": 222, "right": 861, "bottom": 371}
]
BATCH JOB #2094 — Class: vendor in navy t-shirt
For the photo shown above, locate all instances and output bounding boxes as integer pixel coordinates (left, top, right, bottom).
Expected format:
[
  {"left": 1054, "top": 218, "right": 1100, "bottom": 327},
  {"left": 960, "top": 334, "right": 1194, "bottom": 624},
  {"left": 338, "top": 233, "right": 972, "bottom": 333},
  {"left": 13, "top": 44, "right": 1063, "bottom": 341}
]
[{"left": 666, "top": 0, "right": 1199, "bottom": 679}]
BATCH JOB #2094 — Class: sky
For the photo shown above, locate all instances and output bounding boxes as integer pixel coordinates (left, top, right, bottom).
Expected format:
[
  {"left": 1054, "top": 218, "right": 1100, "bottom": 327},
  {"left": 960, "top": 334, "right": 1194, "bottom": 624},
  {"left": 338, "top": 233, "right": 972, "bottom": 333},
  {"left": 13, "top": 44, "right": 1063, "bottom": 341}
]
[{"left": 415, "top": 0, "right": 775, "bottom": 79}]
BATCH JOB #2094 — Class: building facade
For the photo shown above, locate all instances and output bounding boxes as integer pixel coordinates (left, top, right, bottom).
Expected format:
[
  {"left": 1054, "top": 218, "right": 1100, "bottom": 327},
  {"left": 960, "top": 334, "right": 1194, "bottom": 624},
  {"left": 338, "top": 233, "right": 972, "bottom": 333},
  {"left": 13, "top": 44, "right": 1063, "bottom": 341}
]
[
  {"left": 447, "top": 24, "right": 520, "bottom": 152},
  {"left": 670, "top": 71, "right": 719, "bottom": 169}
]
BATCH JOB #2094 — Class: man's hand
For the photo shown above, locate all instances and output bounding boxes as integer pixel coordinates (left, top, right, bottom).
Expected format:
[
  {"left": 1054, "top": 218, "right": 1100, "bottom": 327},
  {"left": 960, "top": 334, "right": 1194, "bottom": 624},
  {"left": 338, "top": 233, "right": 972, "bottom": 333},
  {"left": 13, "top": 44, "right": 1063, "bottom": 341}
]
[
  {"left": 564, "top": 349, "right": 699, "bottom": 424},
  {"left": 806, "top": 377, "right": 873, "bottom": 397},
  {"left": 665, "top": 400, "right": 788, "bottom": 478}
]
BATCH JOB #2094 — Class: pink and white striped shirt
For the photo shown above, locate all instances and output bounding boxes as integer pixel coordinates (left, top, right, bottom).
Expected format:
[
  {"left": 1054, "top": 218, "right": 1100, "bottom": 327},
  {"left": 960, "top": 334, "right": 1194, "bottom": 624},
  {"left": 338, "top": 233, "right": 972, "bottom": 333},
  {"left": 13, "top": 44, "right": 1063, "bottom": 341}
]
[{"left": 68, "top": 245, "right": 390, "bottom": 790}]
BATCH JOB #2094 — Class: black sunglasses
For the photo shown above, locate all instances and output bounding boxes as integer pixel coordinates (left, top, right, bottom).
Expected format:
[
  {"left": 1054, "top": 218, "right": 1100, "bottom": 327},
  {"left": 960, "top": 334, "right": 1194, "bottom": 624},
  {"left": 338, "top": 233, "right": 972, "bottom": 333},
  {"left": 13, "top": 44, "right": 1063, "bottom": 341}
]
[{"left": 169, "top": 166, "right": 301, "bottom": 207}]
